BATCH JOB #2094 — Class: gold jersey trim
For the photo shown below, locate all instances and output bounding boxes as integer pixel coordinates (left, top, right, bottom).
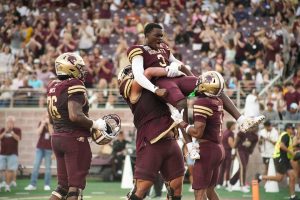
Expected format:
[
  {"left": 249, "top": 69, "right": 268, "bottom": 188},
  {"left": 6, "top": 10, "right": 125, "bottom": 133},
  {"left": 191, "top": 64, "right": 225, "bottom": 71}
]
[
  {"left": 128, "top": 48, "right": 143, "bottom": 62},
  {"left": 193, "top": 108, "right": 213, "bottom": 116},
  {"left": 193, "top": 105, "right": 213, "bottom": 114},
  {"left": 150, "top": 122, "right": 178, "bottom": 144},
  {"left": 68, "top": 88, "right": 86, "bottom": 94}
]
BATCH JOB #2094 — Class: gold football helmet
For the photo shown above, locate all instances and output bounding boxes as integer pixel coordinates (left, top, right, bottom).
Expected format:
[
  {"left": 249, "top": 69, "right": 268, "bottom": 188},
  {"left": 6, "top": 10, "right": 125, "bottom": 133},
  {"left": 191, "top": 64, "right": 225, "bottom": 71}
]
[
  {"left": 55, "top": 52, "right": 86, "bottom": 81},
  {"left": 91, "top": 114, "right": 121, "bottom": 145},
  {"left": 196, "top": 71, "right": 225, "bottom": 97},
  {"left": 117, "top": 65, "right": 134, "bottom": 86}
]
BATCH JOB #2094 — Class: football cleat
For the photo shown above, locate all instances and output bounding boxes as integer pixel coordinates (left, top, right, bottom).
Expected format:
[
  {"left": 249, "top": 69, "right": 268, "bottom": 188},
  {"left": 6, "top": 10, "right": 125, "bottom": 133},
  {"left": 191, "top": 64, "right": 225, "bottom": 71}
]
[
  {"left": 91, "top": 114, "right": 121, "bottom": 145},
  {"left": 240, "top": 115, "right": 265, "bottom": 133}
]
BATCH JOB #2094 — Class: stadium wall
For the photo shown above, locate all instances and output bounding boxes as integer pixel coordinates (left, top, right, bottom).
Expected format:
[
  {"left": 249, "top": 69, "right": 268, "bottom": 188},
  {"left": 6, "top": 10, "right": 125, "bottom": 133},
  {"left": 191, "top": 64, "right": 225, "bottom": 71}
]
[{"left": 0, "top": 109, "right": 264, "bottom": 184}]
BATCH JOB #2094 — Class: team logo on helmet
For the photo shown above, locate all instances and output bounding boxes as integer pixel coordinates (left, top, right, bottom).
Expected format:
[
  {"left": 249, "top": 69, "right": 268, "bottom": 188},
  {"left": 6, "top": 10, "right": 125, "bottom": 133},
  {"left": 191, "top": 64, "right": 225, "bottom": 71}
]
[{"left": 196, "top": 71, "right": 225, "bottom": 97}]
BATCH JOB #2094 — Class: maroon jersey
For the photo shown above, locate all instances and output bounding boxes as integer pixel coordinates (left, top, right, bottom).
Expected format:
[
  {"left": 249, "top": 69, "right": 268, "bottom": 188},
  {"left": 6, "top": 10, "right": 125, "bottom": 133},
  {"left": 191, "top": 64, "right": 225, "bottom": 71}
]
[
  {"left": 46, "top": 78, "right": 90, "bottom": 137},
  {"left": 193, "top": 95, "right": 224, "bottom": 144},
  {"left": 236, "top": 131, "right": 258, "bottom": 154},
  {"left": 127, "top": 44, "right": 171, "bottom": 70},
  {"left": 119, "top": 78, "right": 176, "bottom": 150},
  {"left": 36, "top": 122, "right": 52, "bottom": 150},
  {"left": 222, "top": 129, "right": 234, "bottom": 151},
  {"left": 0, "top": 128, "right": 21, "bottom": 155}
]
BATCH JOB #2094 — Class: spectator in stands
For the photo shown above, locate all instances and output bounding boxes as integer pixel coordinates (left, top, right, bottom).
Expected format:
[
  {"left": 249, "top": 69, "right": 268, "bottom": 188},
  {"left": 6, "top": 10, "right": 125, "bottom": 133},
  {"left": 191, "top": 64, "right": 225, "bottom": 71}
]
[
  {"left": 234, "top": 4, "right": 249, "bottom": 26},
  {"left": 97, "top": 58, "right": 115, "bottom": 93},
  {"left": 245, "top": 33, "right": 263, "bottom": 67},
  {"left": 282, "top": 103, "right": 300, "bottom": 121},
  {"left": 218, "top": 121, "right": 236, "bottom": 188},
  {"left": 78, "top": 20, "right": 96, "bottom": 53},
  {"left": 8, "top": 22, "right": 25, "bottom": 57},
  {"left": 112, "top": 131, "right": 129, "bottom": 177},
  {"left": 56, "top": 33, "right": 76, "bottom": 55},
  {"left": 283, "top": 82, "right": 300, "bottom": 111},
  {"left": 262, "top": 32, "right": 281, "bottom": 68},
  {"left": 293, "top": 69, "right": 300, "bottom": 86},
  {"left": 258, "top": 121, "right": 279, "bottom": 175},
  {"left": 199, "top": 23, "right": 216, "bottom": 56},
  {"left": 0, "top": 78, "right": 13, "bottom": 107},
  {"left": 13, "top": 78, "right": 34, "bottom": 106},
  {"left": 36, "top": 64, "right": 55, "bottom": 88},
  {"left": 173, "top": 24, "right": 190, "bottom": 46},
  {"left": 273, "top": 53, "right": 284, "bottom": 77},
  {"left": 244, "top": 89, "right": 261, "bottom": 117},
  {"left": 28, "top": 72, "right": 43, "bottom": 89},
  {"left": 228, "top": 128, "right": 259, "bottom": 193},
  {"left": 24, "top": 113, "right": 53, "bottom": 191},
  {"left": 0, "top": 116, "right": 21, "bottom": 192},
  {"left": 0, "top": 45, "right": 15, "bottom": 75},
  {"left": 262, "top": 102, "right": 280, "bottom": 122}
]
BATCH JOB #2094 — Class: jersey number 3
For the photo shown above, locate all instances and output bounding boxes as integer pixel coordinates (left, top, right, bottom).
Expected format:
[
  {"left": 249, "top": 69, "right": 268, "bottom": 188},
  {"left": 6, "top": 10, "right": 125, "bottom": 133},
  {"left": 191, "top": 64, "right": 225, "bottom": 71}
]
[
  {"left": 157, "top": 54, "right": 167, "bottom": 67},
  {"left": 47, "top": 96, "right": 61, "bottom": 119}
]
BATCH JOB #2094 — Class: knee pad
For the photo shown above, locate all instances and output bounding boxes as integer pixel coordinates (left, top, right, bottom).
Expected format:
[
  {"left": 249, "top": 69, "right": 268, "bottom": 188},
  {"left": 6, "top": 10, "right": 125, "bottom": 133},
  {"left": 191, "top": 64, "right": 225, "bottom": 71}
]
[{"left": 51, "top": 186, "right": 68, "bottom": 199}]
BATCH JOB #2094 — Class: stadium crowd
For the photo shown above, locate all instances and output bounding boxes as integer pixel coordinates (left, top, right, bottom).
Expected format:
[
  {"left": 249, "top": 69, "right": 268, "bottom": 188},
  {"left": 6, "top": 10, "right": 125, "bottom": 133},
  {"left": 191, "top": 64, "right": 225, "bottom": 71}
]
[
  {"left": 0, "top": 0, "right": 300, "bottom": 198},
  {"left": 0, "top": 0, "right": 299, "bottom": 109}
]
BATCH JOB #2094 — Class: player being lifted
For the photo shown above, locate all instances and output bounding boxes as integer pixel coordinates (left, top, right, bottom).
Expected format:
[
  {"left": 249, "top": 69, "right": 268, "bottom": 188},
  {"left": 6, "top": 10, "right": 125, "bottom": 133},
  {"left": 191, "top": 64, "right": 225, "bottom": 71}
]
[
  {"left": 47, "top": 52, "right": 119, "bottom": 200},
  {"left": 127, "top": 22, "right": 265, "bottom": 155}
]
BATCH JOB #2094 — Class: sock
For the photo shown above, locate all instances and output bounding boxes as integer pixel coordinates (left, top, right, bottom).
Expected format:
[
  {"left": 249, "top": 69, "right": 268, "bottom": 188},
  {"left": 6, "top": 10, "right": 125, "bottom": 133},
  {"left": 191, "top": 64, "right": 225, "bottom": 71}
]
[
  {"left": 291, "top": 194, "right": 296, "bottom": 198},
  {"left": 259, "top": 175, "right": 262, "bottom": 180}
]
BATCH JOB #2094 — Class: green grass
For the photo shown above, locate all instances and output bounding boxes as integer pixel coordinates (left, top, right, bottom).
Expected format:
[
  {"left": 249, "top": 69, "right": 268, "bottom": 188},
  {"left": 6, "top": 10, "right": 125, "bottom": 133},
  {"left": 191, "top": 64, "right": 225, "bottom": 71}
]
[{"left": 0, "top": 178, "right": 293, "bottom": 200}]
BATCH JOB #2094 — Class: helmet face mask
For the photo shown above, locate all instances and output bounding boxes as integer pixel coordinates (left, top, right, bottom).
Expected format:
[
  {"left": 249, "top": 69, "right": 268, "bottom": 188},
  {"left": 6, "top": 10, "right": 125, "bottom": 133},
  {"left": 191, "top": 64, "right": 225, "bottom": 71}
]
[
  {"left": 55, "top": 52, "right": 87, "bottom": 81},
  {"left": 92, "top": 114, "right": 121, "bottom": 145},
  {"left": 196, "top": 71, "right": 225, "bottom": 97}
]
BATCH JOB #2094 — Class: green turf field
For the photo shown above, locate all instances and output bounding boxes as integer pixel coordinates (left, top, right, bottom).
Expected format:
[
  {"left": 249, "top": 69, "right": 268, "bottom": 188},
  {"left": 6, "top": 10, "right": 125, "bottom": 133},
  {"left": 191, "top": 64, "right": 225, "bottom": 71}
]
[{"left": 0, "top": 178, "right": 294, "bottom": 200}]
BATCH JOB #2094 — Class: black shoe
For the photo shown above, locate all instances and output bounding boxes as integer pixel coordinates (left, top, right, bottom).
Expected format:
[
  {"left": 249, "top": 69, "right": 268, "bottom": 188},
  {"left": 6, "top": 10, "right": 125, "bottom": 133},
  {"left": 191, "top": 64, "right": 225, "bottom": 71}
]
[
  {"left": 255, "top": 173, "right": 262, "bottom": 183},
  {"left": 290, "top": 196, "right": 300, "bottom": 200}
]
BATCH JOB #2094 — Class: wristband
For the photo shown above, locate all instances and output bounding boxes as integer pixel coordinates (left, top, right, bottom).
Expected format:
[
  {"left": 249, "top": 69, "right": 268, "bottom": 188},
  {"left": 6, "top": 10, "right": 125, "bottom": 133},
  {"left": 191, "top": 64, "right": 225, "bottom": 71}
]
[{"left": 185, "top": 125, "right": 192, "bottom": 134}]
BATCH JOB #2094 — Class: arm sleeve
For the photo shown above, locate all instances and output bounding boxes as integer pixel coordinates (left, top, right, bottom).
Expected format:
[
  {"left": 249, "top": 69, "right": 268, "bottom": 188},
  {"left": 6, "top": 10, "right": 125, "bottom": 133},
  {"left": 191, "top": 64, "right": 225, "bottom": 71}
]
[
  {"left": 169, "top": 53, "right": 183, "bottom": 64},
  {"left": 131, "top": 55, "right": 157, "bottom": 93}
]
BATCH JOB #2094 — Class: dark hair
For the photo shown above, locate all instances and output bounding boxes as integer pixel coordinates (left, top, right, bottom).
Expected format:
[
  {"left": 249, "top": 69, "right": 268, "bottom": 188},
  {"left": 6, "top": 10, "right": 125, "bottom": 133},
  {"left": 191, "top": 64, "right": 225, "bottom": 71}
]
[
  {"left": 144, "top": 23, "right": 162, "bottom": 36},
  {"left": 264, "top": 120, "right": 271, "bottom": 127},
  {"left": 285, "top": 123, "right": 294, "bottom": 130},
  {"left": 226, "top": 121, "right": 235, "bottom": 129}
]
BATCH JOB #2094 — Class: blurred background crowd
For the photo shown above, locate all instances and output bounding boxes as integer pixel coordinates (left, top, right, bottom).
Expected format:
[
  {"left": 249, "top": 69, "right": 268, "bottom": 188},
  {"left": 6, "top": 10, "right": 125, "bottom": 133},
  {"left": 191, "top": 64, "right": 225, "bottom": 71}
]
[{"left": 0, "top": 0, "right": 299, "bottom": 113}]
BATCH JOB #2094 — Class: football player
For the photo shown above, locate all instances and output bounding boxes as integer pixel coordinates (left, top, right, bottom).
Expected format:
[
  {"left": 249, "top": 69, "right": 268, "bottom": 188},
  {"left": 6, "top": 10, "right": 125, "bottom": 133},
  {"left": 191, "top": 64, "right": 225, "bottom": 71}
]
[
  {"left": 47, "top": 52, "right": 108, "bottom": 200},
  {"left": 127, "top": 23, "right": 264, "bottom": 160},
  {"left": 174, "top": 71, "right": 227, "bottom": 200},
  {"left": 118, "top": 64, "right": 185, "bottom": 200}
]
